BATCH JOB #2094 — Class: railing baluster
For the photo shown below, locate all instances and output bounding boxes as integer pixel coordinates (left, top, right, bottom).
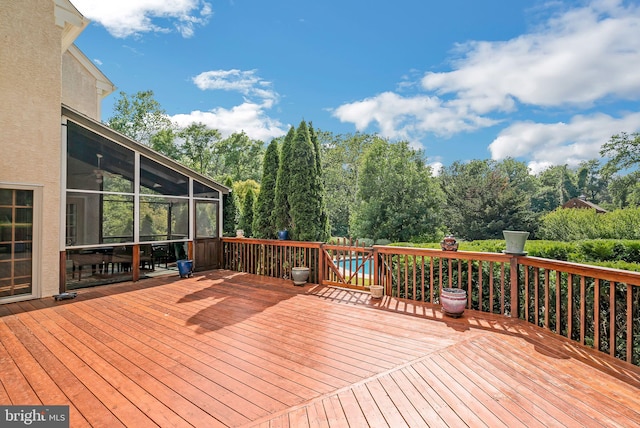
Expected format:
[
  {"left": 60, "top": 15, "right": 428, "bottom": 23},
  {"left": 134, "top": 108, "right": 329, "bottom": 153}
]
[
  {"left": 534, "top": 267, "right": 539, "bottom": 326},
  {"left": 580, "top": 276, "right": 586, "bottom": 346},
  {"left": 467, "top": 260, "right": 473, "bottom": 309},
  {"left": 525, "top": 266, "right": 530, "bottom": 322},
  {"left": 627, "top": 283, "right": 633, "bottom": 364},
  {"left": 610, "top": 281, "right": 616, "bottom": 358},
  {"left": 489, "top": 261, "right": 494, "bottom": 314},
  {"left": 429, "top": 257, "right": 434, "bottom": 303},
  {"left": 594, "top": 278, "right": 600, "bottom": 352},
  {"left": 420, "top": 256, "right": 425, "bottom": 302},
  {"left": 568, "top": 274, "right": 573, "bottom": 340},
  {"left": 544, "top": 269, "right": 550, "bottom": 330},
  {"left": 556, "top": 271, "right": 562, "bottom": 335},
  {"left": 500, "top": 263, "right": 505, "bottom": 315}
]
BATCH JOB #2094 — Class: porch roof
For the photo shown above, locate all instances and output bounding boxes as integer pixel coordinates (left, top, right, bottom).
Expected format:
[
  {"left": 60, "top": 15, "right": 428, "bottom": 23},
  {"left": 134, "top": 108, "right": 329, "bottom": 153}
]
[
  {"left": 62, "top": 104, "right": 230, "bottom": 195},
  {"left": 1, "top": 270, "right": 638, "bottom": 426}
]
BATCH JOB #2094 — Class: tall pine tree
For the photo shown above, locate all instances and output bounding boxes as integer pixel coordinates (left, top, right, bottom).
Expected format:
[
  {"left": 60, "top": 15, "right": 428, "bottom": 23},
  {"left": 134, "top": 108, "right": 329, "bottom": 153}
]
[
  {"left": 253, "top": 139, "right": 279, "bottom": 238},
  {"left": 308, "top": 123, "right": 331, "bottom": 240},
  {"left": 274, "top": 126, "right": 295, "bottom": 232},
  {"left": 288, "top": 120, "right": 330, "bottom": 241},
  {"left": 222, "top": 176, "right": 238, "bottom": 236},
  {"left": 238, "top": 188, "right": 255, "bottom": 237}
]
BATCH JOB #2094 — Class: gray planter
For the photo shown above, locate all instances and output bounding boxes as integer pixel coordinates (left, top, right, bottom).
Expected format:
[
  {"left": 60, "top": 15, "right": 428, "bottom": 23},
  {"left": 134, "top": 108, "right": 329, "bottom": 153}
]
[
  {"left": 503, "top": 230, "right": 529, "bottom": 255},
  {"left": 291, "top": 267, "right": 310, "bottom": 286}
]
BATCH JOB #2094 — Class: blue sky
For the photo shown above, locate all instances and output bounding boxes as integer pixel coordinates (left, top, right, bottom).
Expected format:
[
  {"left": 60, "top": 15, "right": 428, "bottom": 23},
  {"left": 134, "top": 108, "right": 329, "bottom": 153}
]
[{"left": 72, "top": 0, "right": 640, "bottom": 173}]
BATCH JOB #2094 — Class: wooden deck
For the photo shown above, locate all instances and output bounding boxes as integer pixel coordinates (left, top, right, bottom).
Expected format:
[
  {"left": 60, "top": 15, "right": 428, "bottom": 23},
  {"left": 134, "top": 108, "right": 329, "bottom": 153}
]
[{"left": 1, "top": 270, "right": 639, "bottom": 427}]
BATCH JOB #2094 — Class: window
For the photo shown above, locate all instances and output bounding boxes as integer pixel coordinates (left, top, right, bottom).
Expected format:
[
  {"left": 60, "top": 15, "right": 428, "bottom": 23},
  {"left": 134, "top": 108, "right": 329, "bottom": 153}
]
[{"left": 0, "top": 189, "right": 33, "bottom": 298}]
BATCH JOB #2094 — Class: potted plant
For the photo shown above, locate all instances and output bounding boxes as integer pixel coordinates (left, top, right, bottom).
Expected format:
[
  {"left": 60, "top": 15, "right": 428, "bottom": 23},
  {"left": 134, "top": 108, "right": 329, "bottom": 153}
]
[
  {"left": 440, "top": 235, "right": 459, "bottom": 251},
  {"left": 291, "top": 266, "right": 310, "bottom": 286},
  {"left": 503, "top": 230, "right": 529, "bottom": 255},
  {"left": 440, "top": 287, "right": 467, "bottom": 317}
]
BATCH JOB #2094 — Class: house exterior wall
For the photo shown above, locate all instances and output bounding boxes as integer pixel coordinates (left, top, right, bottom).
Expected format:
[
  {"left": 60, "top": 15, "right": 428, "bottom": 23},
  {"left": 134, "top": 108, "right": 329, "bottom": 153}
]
[
  {"left": 62, "top": 50, "right": 100, "bottom": 119},
  {"left": 0, "top": 0, "right": 64, "bottom": 298}
]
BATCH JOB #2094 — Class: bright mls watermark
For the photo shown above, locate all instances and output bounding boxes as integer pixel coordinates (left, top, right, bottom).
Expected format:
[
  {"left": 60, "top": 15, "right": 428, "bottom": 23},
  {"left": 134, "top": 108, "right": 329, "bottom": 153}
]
[{"left": 1, "top": 406, "right": 69, "bottom": 427}]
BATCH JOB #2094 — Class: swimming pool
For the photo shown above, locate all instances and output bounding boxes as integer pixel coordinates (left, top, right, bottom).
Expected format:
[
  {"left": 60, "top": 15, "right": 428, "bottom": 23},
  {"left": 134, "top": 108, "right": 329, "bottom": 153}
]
[{"left": 335, "top": 256, "right": 372, "bottom": 272}]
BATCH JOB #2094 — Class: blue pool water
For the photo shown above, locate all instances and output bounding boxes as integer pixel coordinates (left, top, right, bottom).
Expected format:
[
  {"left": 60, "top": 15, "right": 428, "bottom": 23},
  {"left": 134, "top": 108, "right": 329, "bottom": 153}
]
[{"left": 335, "top": 256, "right": 372, "bottom": 272}]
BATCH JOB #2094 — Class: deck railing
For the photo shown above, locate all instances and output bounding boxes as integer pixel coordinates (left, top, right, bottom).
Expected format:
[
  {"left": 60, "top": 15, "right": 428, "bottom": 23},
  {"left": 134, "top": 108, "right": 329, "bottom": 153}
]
[
  {"left": 222, "top": 238, "right": 322, "bottom": 284},
  {"left": 221, "top": 238, "right": 640, "bottom": 365}
]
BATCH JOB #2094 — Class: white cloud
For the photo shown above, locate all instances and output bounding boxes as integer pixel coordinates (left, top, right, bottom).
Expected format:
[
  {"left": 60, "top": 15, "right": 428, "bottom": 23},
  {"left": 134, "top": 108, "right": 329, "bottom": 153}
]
[
  {"left": 332, "top": 92, "right": 497, "bottom": 141},
  {"left": 489, "top": 112, "right": 640, "bottom": 170},
  {"left": 171, "top": 103, "right": 287, "bottom": 142},
  {"left": 429, "top": 161, "right": 444, "bottom": 177},
  {"left": 333, "top": 0, "right": 640, "bottom": 167},
  {"left": 72, "top": 0, "right": 213, "bottom": 38},
  {"left": 192, "top": 69, "right": 279, "bottom": 107},
  {"left": 421, "top": 0, "right": 640, "bottom": 112},
  {"left": 172, "top": 69, "right": 287, "bottom": 141}
]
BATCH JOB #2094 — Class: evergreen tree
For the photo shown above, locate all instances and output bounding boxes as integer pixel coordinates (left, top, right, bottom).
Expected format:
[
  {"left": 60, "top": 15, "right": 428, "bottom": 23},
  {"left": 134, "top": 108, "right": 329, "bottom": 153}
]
[
  {"left": 273, "top": 126, "right": 295, "bottom": 231},
  {"left": 309, "top": 123, "right": 331, "bottom": 240},
  {"left": 253, "top": 139, "right": 280, "bottom": 238},
  {"left": 288, "top": 120, "right": 330, "bottom": 241},
  {"left": 238, "top": 188, "right": 255, "bottom": 237},
  {"left": 222, "top": 176, "right": 238, "bottom": 236}
]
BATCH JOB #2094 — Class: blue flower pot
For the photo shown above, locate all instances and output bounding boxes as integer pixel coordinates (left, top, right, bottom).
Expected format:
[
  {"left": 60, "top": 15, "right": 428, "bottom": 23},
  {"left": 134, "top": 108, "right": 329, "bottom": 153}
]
[{"left": 277, "top": 230, "right": 290, "bottom": 240}]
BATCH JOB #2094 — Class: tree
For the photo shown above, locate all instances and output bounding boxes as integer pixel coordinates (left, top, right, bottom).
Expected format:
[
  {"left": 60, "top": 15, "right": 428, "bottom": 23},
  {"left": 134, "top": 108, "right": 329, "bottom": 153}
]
[
  {"left": 253, "top": 139, "right": 279, "bottom": 238},
  {"left": 238, "top": 188, "right": 255, "bottom": 237},
  {"left": 178, "top": 122, "right": 220, "bottom": 174},
  {"left": 288, "top": 120, "right": 330, "bottom": 241},
  {"left": 149, "top": 128, "right": 180, "bottom": 160},
  {"left": 440, "top": 159, "right": 535, "bottom": 240},
  {"left": 608, "top": 171, "right": 640, "bottom": 208},
  {"left": 273, "top": 126, "right": 295, "bottom": 232},
  {"left": 350, "top": 138, "right": 444, "bottom": 242},
  {"left": 210, "top": 131, "right": 265, "bottom": 182},
  {"left": 107, "top": 90, "right": 173, "bottom": 145},
  {"left": 600, "top": 132, "right": 640, "bottom": 175},
  {"left": 576, "top": 159, "right": 607, "bottom": 204},
  {"left": 232, "top": 179, "right": 260, "bottom": 212},
  {"left": 308, "top": 122, "right": 331, "bottom": 240},
  {"left": 321, "top": 132, "right": 375, "bottom": 237},
  {"left": 532, "top": 165, "right": 578, "bottom": 212},
  {"left": 222, "top": 176, "right": 238, "bottom": 236}
]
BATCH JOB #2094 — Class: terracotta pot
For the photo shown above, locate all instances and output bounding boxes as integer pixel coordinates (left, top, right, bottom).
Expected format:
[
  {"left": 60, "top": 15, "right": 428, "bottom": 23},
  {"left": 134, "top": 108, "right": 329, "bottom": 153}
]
[{"left": 440, "top": 287, "right": 467, "bottom": 317}]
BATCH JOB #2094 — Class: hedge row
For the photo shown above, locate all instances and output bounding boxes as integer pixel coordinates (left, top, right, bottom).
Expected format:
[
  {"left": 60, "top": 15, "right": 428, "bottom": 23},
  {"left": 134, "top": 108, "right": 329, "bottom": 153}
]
[{"left": 394, "top": 239, "right": 640, "bottom": 272}]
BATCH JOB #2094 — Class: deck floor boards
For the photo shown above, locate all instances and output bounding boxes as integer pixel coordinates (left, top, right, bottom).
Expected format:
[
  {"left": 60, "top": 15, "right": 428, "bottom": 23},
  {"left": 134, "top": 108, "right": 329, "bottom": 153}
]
[{"left": 1, "top": 270, "right": 639, "bottom": 427}]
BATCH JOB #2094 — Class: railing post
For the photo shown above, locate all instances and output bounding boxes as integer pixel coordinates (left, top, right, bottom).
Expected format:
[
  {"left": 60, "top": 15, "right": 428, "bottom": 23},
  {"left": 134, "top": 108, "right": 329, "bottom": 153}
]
[{"left": 510, "top": 256, "right": 519, "bottom": 318}]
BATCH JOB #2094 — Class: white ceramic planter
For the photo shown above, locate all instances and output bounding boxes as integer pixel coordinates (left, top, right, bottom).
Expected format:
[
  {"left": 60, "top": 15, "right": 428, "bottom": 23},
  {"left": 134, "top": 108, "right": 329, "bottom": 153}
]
[{"left": 370, "top": 284, "right": 384, "bottom": 299}]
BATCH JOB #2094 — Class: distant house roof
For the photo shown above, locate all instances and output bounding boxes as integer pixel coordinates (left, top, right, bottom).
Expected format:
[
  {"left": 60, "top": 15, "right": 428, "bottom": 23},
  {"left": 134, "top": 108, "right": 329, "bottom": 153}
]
[{"left": 562, "top": 196, "right": 607, "bottom": 213}]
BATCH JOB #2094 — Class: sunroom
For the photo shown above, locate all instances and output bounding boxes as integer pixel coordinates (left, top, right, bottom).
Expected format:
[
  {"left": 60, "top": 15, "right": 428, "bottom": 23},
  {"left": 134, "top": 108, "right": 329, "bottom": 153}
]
[{"left": 61, "top": 106, "right": 229, "bottom": 291}]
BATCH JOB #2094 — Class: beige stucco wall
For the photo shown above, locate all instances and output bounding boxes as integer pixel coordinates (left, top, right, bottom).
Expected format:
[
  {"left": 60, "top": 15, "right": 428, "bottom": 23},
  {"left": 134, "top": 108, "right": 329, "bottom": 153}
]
[
  {"left": 0, "top": 0, "right": 64, "bottom": 298},
  {"left": 62, "top": 48, "right": 100, "bottom": 119}
]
